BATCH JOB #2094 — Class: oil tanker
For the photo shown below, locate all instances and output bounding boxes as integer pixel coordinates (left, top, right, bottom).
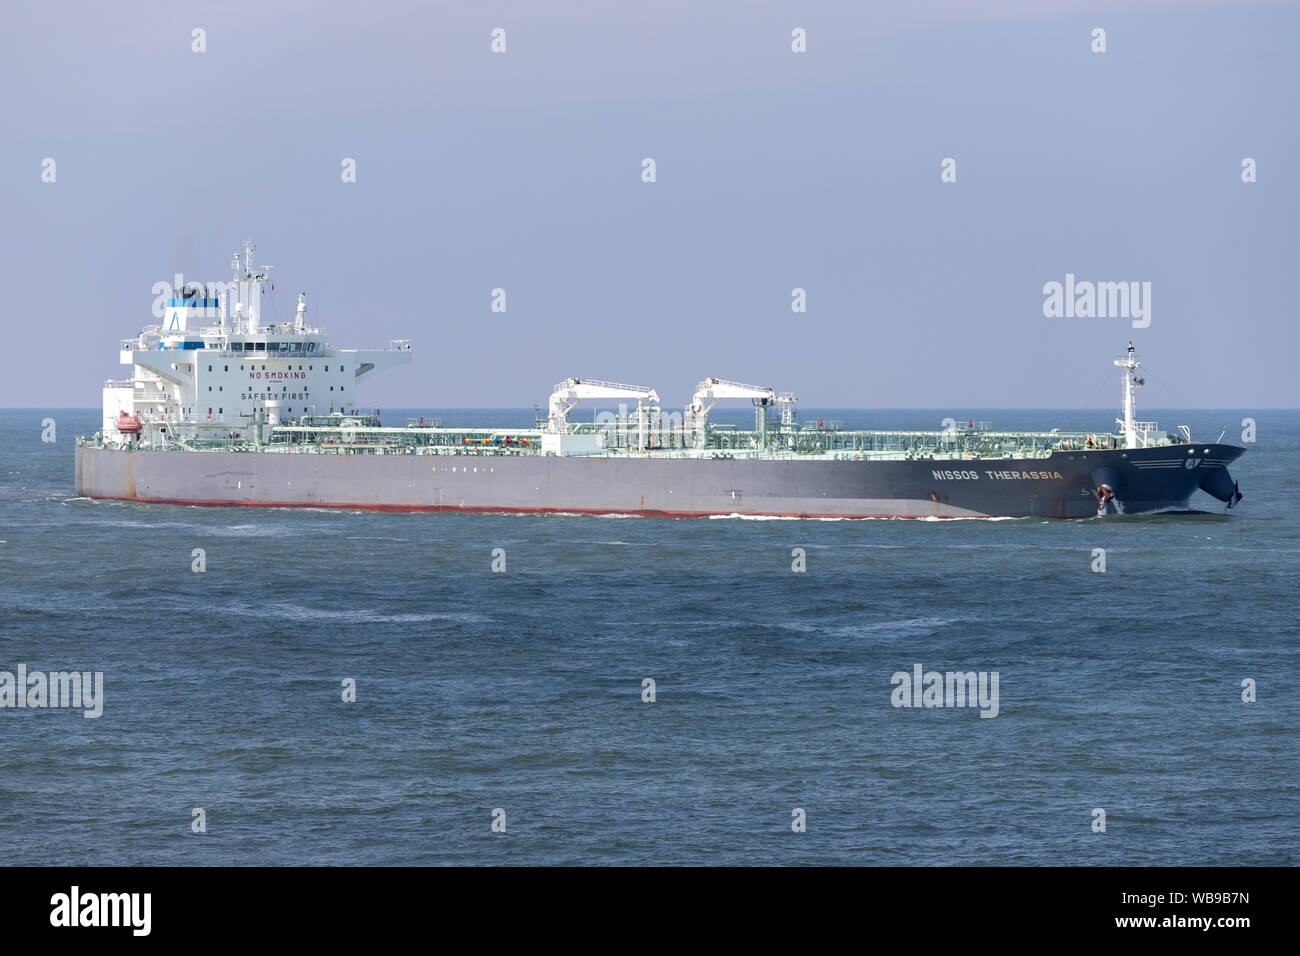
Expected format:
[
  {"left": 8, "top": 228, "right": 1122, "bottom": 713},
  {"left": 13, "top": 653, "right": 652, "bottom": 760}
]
[{"left": 75, "top": 242, "right": 1245, "bottom": 519}]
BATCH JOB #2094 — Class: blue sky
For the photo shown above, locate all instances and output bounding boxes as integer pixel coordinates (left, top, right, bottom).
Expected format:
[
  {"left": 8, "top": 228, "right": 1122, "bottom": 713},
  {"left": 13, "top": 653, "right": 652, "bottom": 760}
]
[{"left": 3, "top": 0, "right": 1297, "bottom": 408}]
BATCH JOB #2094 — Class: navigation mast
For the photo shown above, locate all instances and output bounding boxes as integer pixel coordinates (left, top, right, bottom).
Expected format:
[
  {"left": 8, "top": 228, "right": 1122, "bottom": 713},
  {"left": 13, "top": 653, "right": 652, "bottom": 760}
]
[
  {"left": 1114, "top": 342, "right": 1145, "bottom": 449},
  {"left": 231, "top": 239, "right": 273, "bottom": 334}
]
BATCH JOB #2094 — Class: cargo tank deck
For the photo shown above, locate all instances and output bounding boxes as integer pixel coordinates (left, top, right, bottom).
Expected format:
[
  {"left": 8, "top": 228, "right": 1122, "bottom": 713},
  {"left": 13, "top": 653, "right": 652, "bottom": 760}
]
[{"left": 77, "top": 411, "right": 1179, "bottom": 463}]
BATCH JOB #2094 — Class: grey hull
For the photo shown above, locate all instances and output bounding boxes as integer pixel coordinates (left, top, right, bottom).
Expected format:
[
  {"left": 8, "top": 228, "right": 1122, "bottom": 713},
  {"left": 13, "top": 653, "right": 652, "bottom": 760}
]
[{"left": 75, "top": 443, "right": 1245, "bottom": 518}]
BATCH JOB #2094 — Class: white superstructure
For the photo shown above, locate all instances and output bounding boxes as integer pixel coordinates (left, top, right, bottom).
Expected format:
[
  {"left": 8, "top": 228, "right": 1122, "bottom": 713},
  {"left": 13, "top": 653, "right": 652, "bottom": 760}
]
[{"left": 102, "top": 240, "right": 412, "bottom": 446}]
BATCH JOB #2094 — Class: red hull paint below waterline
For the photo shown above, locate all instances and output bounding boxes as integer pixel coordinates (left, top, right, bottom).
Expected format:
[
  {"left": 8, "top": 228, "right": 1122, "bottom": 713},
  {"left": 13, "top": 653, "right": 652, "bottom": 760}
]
[{"left": 80, "top": 494, "right": 1001, "bottom": 520}]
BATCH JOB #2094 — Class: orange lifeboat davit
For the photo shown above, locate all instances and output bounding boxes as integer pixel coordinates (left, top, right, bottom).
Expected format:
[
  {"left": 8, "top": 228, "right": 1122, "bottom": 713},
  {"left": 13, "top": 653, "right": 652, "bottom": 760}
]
[{"left": 116, "top": 411, "right": 142, "bottom": 435}]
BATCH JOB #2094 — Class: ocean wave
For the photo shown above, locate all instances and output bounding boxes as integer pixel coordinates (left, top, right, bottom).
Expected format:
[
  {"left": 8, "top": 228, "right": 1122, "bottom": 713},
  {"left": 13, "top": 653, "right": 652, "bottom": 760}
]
[
  {"left": 779, "top": 616, "right": 960, "bottom": 636},
  {"left": 707, "top": 513, "right": 835, "bottom": 521},
  {"left": 208, "top": 524, "right": 291, "bottom": 538},
  {"left": 225, "top": 602, "right": 492, "bottom": 625}
]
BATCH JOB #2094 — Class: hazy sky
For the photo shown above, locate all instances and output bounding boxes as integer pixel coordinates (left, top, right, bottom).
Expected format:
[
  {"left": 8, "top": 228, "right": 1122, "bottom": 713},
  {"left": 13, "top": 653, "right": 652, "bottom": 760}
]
[{"left": 4, "top": 0, "right": 1297, "bottom": 409}]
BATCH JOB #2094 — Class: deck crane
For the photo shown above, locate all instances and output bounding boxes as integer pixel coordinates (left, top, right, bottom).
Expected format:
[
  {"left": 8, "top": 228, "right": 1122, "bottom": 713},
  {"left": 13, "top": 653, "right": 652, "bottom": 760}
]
[
  {"left": 547, "top": 379, "right": 660, "bottom": 445},
  {"left": 686, "top": 378, "right": 781, "bottom": 448}
]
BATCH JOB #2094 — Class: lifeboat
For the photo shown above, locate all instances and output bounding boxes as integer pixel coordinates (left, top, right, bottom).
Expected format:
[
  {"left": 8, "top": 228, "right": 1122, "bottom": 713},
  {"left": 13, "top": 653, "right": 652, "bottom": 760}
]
[{"left": 115, "top": 411, "right": 143, "bottom": 435}]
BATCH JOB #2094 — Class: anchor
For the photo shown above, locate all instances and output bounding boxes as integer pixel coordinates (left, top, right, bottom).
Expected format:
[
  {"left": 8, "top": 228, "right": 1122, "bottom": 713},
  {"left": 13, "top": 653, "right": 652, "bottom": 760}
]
[{"left": 1091, "top": 465, "right": 1124, "bottom": 516}]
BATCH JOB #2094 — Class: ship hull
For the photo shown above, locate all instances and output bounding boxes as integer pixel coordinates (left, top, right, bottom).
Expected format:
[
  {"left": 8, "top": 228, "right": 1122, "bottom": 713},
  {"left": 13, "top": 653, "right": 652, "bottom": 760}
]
[{"left": 75, "top": 443, "right": 1245, "bottom": 519}]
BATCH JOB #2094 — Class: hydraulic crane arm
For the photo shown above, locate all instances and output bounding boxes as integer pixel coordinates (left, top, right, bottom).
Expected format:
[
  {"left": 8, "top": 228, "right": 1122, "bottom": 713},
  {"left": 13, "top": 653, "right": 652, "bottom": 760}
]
[
  {"left": 687, "top": 378, "right": 776, "bottom": 416},
  {"left": 547, "top": 378, "right": 660, "bottom": 433},
  {"left": 686, "top": 378, "right": 786, "bottom": 448}
]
